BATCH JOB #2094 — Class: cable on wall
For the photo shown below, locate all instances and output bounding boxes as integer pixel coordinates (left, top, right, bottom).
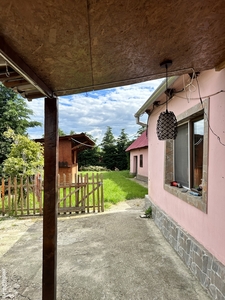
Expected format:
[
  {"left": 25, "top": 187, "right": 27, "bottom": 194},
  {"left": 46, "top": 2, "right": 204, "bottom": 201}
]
[
  {"left": 175, "top": 90, "right": 225, "bottom": 101},
  {"left": 195, "top": 74, "right": 225, "bottom": 147}
]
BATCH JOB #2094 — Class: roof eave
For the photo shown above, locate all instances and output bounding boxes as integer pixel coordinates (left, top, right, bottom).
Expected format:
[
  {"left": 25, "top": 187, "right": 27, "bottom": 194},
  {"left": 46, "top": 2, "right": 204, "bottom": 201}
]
[{"left": 134, "top": 76, "right": 179, "bottom": 118}]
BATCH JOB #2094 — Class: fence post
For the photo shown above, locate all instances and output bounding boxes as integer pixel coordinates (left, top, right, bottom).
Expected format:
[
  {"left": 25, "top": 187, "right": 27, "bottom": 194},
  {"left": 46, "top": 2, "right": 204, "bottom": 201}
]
[
  {"left": 32, "top": 176, "right": 36, "bottom": 215},
  {"left": 34, "top": 173, "right": 42, "bottom": 214},
  {"left": 80, "top": 173, "right": 84, "bottom": 213},
  {"left": 39, "top": 177, "right": 43, "bottom": 215},
  {"left": 82, "top": 174, "right": 87, "bottom": 213},
  {"left": 8, "top": 177, "right": 11, "bottom": 213},
  {"left": 13, "top": 177, "right": 17, "bottom": 216},
  {"left": 86, "top": 173, "right": 89, "bottom": 213},
  {"left": 69, "top": 173, "right": 72, "bottom": 209},
  {"left": 1, "top": 178, "right": 5, "bottom": 215},
  {"left": 20, "top": 176, "right": 24, "bottom": 216},
  {"left": 92, "top": 173, "right": 95, "bottom": 213},
  {"left": 75, "top": 174, "right": 79, "bottom": 211},
  {"left": 96, "top": 173, "right": 100, "bottom": 212},
  {"left": 100, "top": 173, "right": 104, "bottom": 212},
  {"left": 63, "top": 174, "right": 66, "bottom": 212},
  {"left": 26, "top": 176, "right": 30, "bottom": 215}
]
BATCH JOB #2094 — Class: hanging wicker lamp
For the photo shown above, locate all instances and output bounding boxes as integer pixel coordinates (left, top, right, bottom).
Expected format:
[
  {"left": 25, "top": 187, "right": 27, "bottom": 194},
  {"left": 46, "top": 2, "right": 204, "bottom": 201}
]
[{"left": 156, "top": 60, "right": 178, "bottom": 140}]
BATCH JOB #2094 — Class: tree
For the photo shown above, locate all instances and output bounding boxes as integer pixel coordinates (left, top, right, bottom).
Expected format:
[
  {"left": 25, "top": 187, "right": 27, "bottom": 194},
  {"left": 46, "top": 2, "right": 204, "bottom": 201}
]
[
  {"left": 101, "top": 126, "right": 117, "bottom": 170},
  {"left": 0, "top": 84, "right": 41, "bottom": 176},
  {"left": 3, "top": 129, "right": 44, "bottom": 178},
  {"left": 116, "top": 129, "right": 130, "bottom": 170},
  {"left": 58, "top": 128, "right": 66, "bottom": 136},
  {"left": 135, "top": 126, "right": 147, "bottom": 138},
  {"left": 77, "top": 133, "right": 101, "bottom": 167}
]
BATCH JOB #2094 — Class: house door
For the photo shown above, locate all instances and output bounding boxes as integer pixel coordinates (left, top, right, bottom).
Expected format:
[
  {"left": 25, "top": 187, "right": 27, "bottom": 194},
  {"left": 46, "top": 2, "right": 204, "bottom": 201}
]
[{"left": 133, "top": 156, "right": 138, "bottom": 175}]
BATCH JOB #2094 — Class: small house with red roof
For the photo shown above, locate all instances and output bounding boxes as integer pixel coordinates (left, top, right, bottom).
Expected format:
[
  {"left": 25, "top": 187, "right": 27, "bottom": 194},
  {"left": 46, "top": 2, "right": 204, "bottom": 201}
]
[{"left": 126, "top": 131, "right": 148, "bottom": 182}]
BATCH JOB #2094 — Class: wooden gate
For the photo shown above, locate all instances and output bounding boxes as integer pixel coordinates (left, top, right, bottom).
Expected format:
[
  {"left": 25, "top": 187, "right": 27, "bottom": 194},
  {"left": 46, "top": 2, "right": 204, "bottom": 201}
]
[{"left": 58, "top": 173, "right": 104, "bottom": 214}]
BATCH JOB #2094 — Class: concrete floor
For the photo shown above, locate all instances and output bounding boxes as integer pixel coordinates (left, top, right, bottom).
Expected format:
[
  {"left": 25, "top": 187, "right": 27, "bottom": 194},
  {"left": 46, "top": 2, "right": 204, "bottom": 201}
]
[{"left": 0, "top": 201, "right": 211, "bottom": 300}]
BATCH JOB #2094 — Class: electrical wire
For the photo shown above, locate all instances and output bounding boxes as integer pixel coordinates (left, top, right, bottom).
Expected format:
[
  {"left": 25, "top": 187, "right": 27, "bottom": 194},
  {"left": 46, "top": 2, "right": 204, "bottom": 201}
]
[
  {"left": 183, "top": 72, "right": 197, "bottom": 103},
  {"left": 152, "top": 94, "right": 174, "bottom": 107},
  {"left": 175, "top": 90, "right": 225, "bottom": 101},
  {"left": 203, "top": 110, "right": 225, "bottom": 147},
  {"left": 165, "top": 63, "right": 169, "bottom": 111},
  {"left": 195, "top": 74, "right": 203, "bottom": 106},
  {"left": 173, "top": 88, "right": 184, "bottom": 94},
  {"left": 194, "top": 137, "right": 203, "bottom": 146},
  {"left": 195, "top": 74, "right": 225, "bottom": 147},
  {"left": 71, "top": 137, "right": 95, "bottom": 148},
  {"left": 72, "top": 132, "right": 142, "bottom": 148}
]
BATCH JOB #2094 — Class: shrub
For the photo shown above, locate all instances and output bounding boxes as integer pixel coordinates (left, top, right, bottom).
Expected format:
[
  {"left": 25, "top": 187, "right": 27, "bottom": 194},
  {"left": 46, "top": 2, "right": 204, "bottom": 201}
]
[{"left": 79, "top": 165, "right": 110, "bottom": 172}]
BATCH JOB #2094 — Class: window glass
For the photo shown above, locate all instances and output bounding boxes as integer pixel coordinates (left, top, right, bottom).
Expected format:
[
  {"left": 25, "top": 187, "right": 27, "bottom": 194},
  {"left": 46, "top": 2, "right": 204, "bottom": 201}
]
[
  {"left": 193, "top": 119, "right": 204, "bottom": 188},
  {"left": 174, "top": 117, "right": 204, "bottom": 189},
  {"left": 175, "top": 123, "right": 189, "bottom": 187},
  {"left": 140, "top": 154, "right": 143, "bottom": 167}
]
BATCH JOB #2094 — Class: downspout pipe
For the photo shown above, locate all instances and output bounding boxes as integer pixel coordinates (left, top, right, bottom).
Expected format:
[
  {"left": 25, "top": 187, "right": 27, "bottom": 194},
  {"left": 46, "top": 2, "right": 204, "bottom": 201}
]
[
  {"left": 135, "top": 76, "right": 178, "bottom": 126},
  {"left": 135, "top": 119, "right": 147, "bottom": 127}
]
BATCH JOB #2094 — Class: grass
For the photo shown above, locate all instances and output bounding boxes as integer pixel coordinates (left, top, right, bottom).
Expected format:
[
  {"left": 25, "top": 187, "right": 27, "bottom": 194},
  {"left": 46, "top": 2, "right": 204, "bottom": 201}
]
[{"left": 82, "top": 170, "right": 148, "bottom": 207}]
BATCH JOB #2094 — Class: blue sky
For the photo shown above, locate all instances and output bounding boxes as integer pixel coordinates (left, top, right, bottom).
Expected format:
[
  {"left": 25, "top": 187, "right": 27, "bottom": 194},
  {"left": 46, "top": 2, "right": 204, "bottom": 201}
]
[{"left": 27, "top": 78, "right": 163, "bottom": 143}]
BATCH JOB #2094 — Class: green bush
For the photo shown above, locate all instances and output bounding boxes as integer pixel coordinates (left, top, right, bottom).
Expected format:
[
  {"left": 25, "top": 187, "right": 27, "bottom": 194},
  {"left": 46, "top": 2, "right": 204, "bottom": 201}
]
[{"left": 79, "top": 165, "right": 110, "bottom": 172}]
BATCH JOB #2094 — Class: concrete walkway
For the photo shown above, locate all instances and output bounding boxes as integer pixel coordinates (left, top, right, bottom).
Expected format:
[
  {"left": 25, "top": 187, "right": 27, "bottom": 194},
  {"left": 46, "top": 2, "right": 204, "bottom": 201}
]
[{"left": 0, "top": 202, "right": 211, "bottom": 299}]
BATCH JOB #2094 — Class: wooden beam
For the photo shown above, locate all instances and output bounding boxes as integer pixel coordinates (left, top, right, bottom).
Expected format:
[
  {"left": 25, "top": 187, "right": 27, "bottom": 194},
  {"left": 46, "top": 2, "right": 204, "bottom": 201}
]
[
  {"left": 3, "top": 79, "right": 28, "bottom": 88},
  {"left": 26, "top": 92, "right": 46, "bottom": 100},
  {"left": 42, "top": 97, "right": 58, "bottom": 300},
  {"left": 0, "top": 36, "right": 54, "bottom": 98},
  {"left": 0, "top": 72, "right": 23, "bottom": 81},
  {"left": 16, "top": 84, "right": 39, "bottom": 92}
]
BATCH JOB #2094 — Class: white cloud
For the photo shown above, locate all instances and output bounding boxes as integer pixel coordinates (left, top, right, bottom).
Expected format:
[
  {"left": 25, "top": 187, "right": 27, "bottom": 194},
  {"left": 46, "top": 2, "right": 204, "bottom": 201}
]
[{"left": 27, "top": 78, "right": 163, "bottom": 143}]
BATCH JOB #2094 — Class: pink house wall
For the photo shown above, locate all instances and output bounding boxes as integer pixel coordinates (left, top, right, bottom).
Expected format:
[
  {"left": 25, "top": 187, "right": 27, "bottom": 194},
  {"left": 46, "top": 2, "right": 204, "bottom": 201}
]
[
  {"left": 130, "top": 148, "right": 148, "bottom": 179},
  {"left": 148, "top": 69, "right": 225, "bottom": 265}
]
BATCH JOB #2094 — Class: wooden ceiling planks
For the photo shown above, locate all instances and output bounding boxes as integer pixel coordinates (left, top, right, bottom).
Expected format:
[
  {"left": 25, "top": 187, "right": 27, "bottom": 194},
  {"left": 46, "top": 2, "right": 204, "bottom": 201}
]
[{"left": 0, "top": 0, "right": 225, "bottom": 97}]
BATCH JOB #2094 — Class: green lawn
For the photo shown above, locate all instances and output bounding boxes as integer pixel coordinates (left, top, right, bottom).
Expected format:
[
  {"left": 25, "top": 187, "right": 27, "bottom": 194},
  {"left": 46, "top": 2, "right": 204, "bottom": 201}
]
[{"left": 82, "top": 170, "right": 148, "bottom": 208}]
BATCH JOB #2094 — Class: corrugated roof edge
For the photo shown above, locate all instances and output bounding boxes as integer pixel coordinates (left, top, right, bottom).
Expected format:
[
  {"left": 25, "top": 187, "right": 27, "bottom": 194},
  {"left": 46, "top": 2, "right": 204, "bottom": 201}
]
[{"left": 125, "top": 130, "right": 148, "bottom": 152}]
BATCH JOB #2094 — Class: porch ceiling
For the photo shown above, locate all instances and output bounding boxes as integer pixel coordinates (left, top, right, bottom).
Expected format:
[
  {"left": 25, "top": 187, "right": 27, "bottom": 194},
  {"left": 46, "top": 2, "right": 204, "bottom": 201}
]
[{"left": 0, "top": 0, "right": 225, "bottom": 100}]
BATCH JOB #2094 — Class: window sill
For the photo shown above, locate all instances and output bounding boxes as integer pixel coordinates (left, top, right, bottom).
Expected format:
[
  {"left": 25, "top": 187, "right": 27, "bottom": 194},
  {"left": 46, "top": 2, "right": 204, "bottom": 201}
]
[{"left": 164, "top": 184, "right": 207, "bottom": 213}]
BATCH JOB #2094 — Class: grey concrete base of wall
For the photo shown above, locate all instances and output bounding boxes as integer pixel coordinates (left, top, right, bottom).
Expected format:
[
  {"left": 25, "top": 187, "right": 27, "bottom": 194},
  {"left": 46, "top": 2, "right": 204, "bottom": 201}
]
[
  {"left": 145, "top": 195, "right": 225, "bottom": 300},
  {"left": 136, "top": 174, "right": 148, "bottom": 182}
]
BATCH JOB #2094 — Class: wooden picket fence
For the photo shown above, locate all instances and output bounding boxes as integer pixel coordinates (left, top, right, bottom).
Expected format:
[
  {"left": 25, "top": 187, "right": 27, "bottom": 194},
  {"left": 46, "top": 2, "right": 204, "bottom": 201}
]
[
  {"left": 0, "top": 173, "right": 104, "bottom": 217},
  {"left": 58, "top": 173, "right": 104, "bottom": 214},
  {"left": 0, "top": 176, "right": 43, "bottom": 217}
]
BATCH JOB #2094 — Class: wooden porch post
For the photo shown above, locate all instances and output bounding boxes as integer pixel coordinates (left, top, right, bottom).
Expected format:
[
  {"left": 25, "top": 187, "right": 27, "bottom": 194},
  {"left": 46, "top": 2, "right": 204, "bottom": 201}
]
[{"left": 42, "top": 97, "right": 58, "bottom": 300}]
